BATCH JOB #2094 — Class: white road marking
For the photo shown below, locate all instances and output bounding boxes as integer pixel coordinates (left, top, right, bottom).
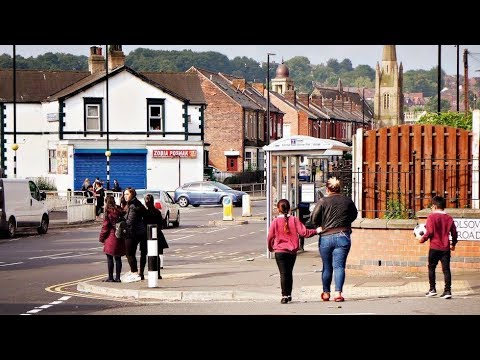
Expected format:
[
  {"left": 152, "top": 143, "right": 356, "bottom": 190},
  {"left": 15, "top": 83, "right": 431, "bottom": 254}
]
[
  {"left": 0, "top": 262, "right": 23, "bottom": 267},
  {"left": 30, "top": 252, "right": 73, "bottom": 259},
  {"left": 50, "top": 252, "right": 97, "bottom": 259}
]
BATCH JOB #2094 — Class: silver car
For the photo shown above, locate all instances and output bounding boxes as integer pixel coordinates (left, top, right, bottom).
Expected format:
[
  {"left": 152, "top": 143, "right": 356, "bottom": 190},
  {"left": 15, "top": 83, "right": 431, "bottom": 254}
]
[{"left": 136, "top": 189, "right": 180, "bottom": 228}]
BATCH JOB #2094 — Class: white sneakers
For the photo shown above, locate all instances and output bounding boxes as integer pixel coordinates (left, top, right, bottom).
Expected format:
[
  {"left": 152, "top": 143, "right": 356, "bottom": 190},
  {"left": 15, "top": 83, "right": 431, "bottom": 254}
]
[{"left": 120, "top": 271, "right": 142, "bottom": 283}]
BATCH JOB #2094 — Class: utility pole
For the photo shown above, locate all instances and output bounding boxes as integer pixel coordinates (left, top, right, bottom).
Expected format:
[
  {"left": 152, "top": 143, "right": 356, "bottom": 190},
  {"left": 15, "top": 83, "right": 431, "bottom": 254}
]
[
  {"left": 456, "top": 45, "right": 460, "bottom": 112},
  {"left": 464, "top": 49, "right": 469, "bottom": 114}
]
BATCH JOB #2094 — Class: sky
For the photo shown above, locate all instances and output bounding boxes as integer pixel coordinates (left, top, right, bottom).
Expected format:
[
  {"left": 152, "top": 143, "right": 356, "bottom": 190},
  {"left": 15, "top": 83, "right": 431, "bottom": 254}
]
[{"left": 1, "top": 44, "right": 480, "bottom": 77}]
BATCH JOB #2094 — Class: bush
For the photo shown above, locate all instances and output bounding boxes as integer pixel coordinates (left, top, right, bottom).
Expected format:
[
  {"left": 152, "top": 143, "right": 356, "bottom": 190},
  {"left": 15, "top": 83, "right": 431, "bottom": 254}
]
[{"left": 34, "top": 176, "right": 57, "bottom": 191}]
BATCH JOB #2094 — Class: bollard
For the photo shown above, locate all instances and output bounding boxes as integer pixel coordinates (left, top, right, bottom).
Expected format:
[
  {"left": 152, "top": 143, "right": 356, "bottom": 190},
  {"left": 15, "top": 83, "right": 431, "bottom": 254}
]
[
  {"left": 222, "top": 196, "right": 233, "bottom": 221},
  {"left": 242, "top": 194, "right": 251, "bottom": 217},
  {"left": 147, "top": 224, "right": 159, "bottom": 288}
]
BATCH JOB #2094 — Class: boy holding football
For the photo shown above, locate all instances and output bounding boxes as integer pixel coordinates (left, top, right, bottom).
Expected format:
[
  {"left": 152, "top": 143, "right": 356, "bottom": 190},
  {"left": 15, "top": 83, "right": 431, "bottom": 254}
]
[{"left": 419, "top": 196, "right": 458, "bottom": 299}]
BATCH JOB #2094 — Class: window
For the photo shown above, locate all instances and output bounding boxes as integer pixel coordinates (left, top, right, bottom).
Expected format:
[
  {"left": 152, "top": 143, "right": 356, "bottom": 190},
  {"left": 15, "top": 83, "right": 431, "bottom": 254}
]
[
  {"left": 86, "top": 105, "right": 100, "bottom": 130},
  {"left": 147, "top": 99, "right": 165, "bottom": 131},
  {"left": 48, "top": 150, "right": 57, "bottom": 173},
  {"left": 187, "top": 115, "right": 192, "bottom": 124},
  {"left": 245, "top": 151, "right": 252, "bottom": 170},
  {"left": 84, "top": 98, "right": 102, "bottom": 131}
]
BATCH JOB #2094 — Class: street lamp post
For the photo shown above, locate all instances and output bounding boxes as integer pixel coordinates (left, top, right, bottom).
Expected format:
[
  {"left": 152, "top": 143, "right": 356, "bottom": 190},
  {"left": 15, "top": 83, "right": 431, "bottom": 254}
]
[
  {"left": 266, "top": 53, "right": 275, "bottom": 145},
  {"left": 438, "top": 45, "right": 442, "bottom": 114},
  {"left": 105, "top": 45, "right": 110, "bottom": 190},
  {"left": 362, "top": 87, "right": 365, "bottom": 129},
  {"left": 456, "top": 45, "right": 460, "bottom": 112},
  {"left": 13, "top": 45, "right": 17, "bottom": 178}
]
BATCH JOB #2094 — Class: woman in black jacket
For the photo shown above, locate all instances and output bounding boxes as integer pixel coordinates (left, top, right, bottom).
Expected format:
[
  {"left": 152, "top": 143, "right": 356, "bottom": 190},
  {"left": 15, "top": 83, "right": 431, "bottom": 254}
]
[
  {"left": 122, "top": 187, "right": 147, "bottom": 282},
  {"left": 143, "top": 194, "right": 169, "bottom": 278}
]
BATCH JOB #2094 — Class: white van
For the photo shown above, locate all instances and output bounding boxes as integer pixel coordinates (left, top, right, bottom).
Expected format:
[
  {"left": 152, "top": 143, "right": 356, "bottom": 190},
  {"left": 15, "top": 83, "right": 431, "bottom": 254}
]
[{"left": 0, "top": 178, "right": 49, "bottom": 238}]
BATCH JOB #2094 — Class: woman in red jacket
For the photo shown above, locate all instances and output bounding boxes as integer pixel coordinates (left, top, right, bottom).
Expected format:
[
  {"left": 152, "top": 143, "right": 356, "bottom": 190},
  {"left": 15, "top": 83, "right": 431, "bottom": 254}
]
[
  {"left": 99, "top": 195, "right": 126, "bottom": 282},
  {"left": 267, "top": 199, "right": 322, "bottom": 304}
]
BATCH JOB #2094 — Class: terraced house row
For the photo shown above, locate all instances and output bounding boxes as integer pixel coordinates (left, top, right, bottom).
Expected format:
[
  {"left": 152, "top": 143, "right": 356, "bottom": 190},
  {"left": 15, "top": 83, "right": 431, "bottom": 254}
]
[{"left": 1, "top": 45, "right": 396, "bottom": 193}]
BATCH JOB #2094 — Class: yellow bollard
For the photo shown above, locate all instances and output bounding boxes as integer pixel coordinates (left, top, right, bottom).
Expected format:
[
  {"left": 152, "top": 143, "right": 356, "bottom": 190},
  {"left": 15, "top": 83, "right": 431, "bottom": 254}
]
[{"left": 222, "top": 196, "right": 233, "bottom": 221}]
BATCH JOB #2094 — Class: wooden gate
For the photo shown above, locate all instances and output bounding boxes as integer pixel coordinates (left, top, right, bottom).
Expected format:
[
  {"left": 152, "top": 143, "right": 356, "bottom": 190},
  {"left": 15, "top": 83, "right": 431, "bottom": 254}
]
[{"left": 354, "top": 124, "right": 473, "bottom": 219}]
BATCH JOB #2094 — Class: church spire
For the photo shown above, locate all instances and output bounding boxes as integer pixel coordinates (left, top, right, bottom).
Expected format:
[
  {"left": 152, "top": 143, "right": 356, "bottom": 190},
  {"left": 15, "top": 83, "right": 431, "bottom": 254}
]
[{"left": 382, "top": 45, "right": 397, "bottom": 62}]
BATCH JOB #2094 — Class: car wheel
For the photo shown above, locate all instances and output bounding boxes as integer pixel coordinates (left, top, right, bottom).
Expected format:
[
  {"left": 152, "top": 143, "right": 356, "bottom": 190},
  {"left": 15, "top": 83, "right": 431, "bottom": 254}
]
[
  {"left": 37, "top": 214, "right": 49, "bottom": 234},
  {"left": 8, "top": 217, "right": 16, "bottom": 238},
  {"left": 177, "top": 196, "right": 189, "bottom": 207},
  {"left": 164, "top": 213, "right": 169, "bottom": 229},
  {"left": 172, "top": 211, "right": 180, "bottom": 227}
]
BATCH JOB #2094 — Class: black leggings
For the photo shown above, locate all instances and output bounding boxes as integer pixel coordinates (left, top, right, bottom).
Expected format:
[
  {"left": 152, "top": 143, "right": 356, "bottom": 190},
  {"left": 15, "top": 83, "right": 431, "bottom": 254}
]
[
  {"left": 428, "top": 248, "right": 452, "bottom": 291},
  {"left": 274, "top": 252, "right": 297, "bottom": 297},
  {"left": 125, "top": 237, "right": 147, "bottom": 275},
  {"left": 106, "top": 254, "right": 122, "bottom": 280}
]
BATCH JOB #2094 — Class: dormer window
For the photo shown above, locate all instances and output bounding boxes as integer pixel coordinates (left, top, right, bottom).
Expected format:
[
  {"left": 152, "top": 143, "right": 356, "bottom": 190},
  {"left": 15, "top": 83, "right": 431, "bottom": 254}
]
[
  {"left": 147, "top": 98, "right": 165, "bottom": 131},
  {"left": 84, "top": 97, "right": 103, "bottom": 131}
]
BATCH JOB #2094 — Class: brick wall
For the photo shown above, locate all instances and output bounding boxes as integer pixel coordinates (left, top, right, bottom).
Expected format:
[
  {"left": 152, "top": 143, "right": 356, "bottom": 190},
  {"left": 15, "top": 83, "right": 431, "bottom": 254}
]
[
  {"left": 198, "top": 76, "right": 244, "bottom": 171},
  {"left": 269, "top": 95, "right": 299, "bottom": 135},
  {"left": 348, "top": 219, "right": 480, "bottom": 275}
]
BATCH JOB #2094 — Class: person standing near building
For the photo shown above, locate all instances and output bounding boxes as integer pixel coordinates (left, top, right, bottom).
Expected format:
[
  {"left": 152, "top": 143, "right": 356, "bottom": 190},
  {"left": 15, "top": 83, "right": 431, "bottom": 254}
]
[
  {"left": 309, "top": 177, "right": 358, "bottom": 302},
  {"left": 98, "top": 195, "right": 126, "bottom": 282},
  {"left": 113, "top": 179, "right": 122, "bottom": 192},
  {"left": 419, "top": 195, "right": 458, "bottom": 299},
  {"left": 122, "top": 187, "right": 147, "bottom": 282},
  {"left": 311, "top": 162, "right": 317, "bottom": 182},
  {"left": 267, "top": 199, "right": 322, "bottom": 304},
  {"left": 143, "top": 194, "right": 169, "bottom": 278},
  {"left": 94, "top": 180, "right": 105, "bottom": 220}
]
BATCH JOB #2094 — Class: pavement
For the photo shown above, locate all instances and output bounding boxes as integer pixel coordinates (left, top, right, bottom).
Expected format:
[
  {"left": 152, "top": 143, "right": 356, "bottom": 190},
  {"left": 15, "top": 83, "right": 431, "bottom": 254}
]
[{"left": 49, "top": 210, "right": 480, "bottom": 303}]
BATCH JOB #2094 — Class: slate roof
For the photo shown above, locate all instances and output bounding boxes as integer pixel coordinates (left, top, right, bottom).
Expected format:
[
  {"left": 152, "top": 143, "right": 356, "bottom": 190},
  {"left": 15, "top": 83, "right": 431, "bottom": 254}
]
[
  {"left": 220, "top": 73, "right": 283, "bottom": 114},
  {"left": 0, "top": 67, "right": 206, "bottom": 105},
  {"left": 140, "top": 72, "right": 206, "bottom": 105},
  {"left": 48, "top": 66, "right": 206, "bottom": 104},
  {"left": 192, "top": 67, "right": 263, "bottom": 111},
  {"left": 0, "top": 69, "right": 89, "bottom": 102}
]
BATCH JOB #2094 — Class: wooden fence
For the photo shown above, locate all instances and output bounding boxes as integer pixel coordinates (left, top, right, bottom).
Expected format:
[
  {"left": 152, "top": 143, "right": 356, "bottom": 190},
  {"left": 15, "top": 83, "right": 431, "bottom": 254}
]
[{"left": 351, "top": 124, "right": 475, "bottom": 219}]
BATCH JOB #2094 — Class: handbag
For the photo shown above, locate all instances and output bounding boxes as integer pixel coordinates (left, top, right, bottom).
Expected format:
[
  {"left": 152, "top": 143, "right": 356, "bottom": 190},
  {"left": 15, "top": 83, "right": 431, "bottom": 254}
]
[{"left": 115, "top": 216, "right": 127, "bottom": 239}]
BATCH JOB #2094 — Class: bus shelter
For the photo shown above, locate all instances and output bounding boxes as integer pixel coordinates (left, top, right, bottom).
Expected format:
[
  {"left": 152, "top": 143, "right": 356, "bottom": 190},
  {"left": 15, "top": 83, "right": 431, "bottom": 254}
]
[{"left": 263, "top": 135, "right": 351, "bottom": 258}]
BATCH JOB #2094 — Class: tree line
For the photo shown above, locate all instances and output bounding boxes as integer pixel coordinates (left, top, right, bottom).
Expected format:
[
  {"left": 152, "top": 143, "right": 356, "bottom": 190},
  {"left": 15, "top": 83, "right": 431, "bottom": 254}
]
[{"left": 0, "top": 48, "right": 445, "bottom": 96}]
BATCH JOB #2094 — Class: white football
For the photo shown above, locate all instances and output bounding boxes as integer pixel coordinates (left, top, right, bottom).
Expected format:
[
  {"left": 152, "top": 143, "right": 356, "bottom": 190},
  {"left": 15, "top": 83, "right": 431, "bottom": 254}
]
[{"left": 413, "top": 223, "right": 426, "bottom": 238}]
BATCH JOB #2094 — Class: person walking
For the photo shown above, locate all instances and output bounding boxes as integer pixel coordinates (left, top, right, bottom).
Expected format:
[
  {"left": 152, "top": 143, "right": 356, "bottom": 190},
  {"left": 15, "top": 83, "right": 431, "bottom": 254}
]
[
  {"left": 143, "top": 194, "right": 169, "bottom": 278},
  {"left": 419, "top": 195, "right": 458, "bottom": 299},
  {"left": 309, "top": 177, "right": 358, "bottom": 302},
  {"left": 122, "top": 187, "right": 147, "bottom": 282},
  {"left": 98, "top": 195, "right": 126, "bottom": 282},
  {"left": 267, "top": 199, "right": 322, "bottom": 304}
]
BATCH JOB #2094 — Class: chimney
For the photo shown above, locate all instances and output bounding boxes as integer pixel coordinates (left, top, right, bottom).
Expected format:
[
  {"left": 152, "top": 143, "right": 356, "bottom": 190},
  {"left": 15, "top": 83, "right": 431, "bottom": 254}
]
[
  {"left": 284, "top": 89, "right": 296, "bottom": 106},
  {"left": 88, "top": 46, "right": 105, "bottom": 74},
  {"left": 232, "top": 78, "right": 246, "bottom": 91},
  {"left": 310, "top": 94, "right": 323, "bottom": 108},
  {"left": 297, "top": 93, "right": 309, "bottom": 107},
  {"left": 252, "top": 82, "right": 265, "bottom": 94},
  {"left": 108, "top": 45, "right": 125, "bottom": 71}
]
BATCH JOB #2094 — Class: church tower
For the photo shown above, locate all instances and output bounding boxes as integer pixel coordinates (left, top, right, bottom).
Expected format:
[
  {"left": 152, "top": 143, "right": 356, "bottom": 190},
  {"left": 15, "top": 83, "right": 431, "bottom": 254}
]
[
  {"left": 374, "top": 45, "right": 404, "bottom": 127},
  {"left": 271, "top": 59, "right": 294, "bottom": 95}
]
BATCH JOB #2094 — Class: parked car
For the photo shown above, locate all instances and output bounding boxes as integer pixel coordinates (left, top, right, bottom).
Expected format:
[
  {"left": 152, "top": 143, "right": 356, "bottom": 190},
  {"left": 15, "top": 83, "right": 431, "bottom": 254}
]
[
  {"left": 174, "top": 181, "right": 247, "bottom": 208},
  {"left": 136, "top": 189, "right": 180, "bottom": 228}
]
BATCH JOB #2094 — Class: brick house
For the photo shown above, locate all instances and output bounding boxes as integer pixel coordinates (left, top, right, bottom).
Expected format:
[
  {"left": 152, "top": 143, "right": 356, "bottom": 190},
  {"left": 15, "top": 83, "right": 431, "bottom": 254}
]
[{"left": 187, "top": 67, "right": 284, "bottom": 172}]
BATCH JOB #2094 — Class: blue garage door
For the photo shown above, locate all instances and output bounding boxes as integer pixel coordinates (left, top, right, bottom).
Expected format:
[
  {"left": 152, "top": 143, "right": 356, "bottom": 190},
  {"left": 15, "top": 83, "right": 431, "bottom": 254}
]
[{"left": 74, "top": 149, "right": 147, "bottom": 191}]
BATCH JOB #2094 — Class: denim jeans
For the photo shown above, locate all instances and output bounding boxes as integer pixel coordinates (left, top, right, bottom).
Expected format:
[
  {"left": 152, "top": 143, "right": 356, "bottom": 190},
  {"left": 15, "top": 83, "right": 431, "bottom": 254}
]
[{"left": 318, "top": 231, "right": 352, "bottom": 292}]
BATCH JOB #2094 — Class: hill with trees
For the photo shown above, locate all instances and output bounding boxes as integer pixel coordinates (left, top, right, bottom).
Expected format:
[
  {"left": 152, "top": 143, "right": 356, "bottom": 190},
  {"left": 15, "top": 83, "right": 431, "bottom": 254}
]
[{"left": 0, "top": 48, "right": 446, "bottom": 95}]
